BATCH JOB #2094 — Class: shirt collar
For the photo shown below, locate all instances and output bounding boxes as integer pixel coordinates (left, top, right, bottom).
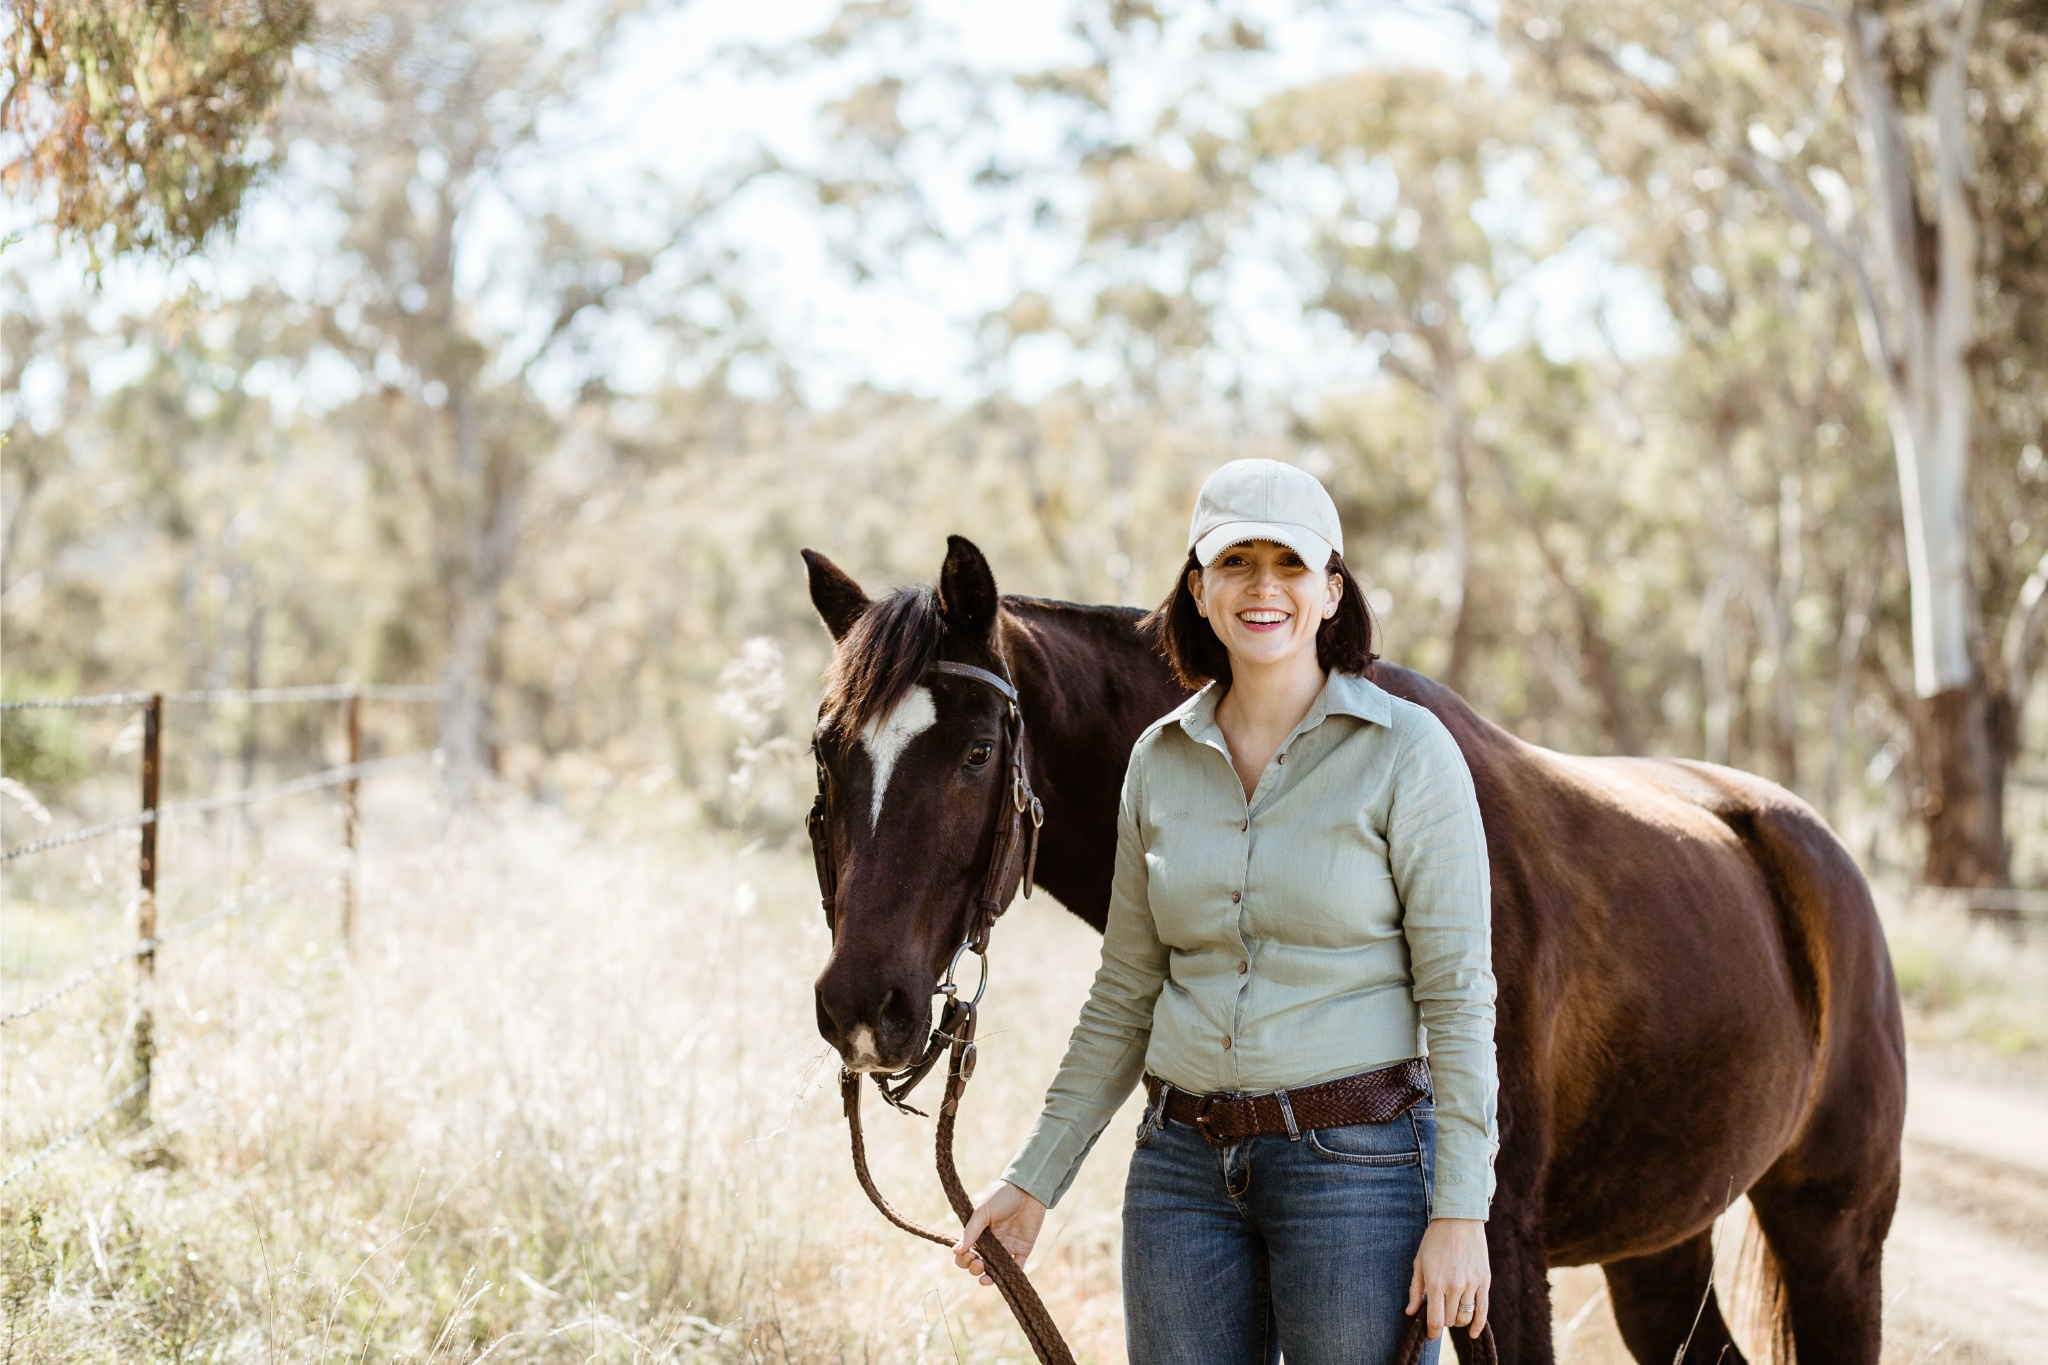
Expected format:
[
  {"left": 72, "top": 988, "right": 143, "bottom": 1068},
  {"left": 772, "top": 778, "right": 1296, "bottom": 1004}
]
[{"left": 1177, "top": 668, "right": 1392, "bottom": 748}]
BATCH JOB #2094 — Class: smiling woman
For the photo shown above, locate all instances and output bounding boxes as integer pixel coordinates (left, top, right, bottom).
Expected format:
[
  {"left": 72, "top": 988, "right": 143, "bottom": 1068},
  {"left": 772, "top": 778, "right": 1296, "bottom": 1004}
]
[{"left": 954, "top": 459, "right": 1499, "bottom": 1365}]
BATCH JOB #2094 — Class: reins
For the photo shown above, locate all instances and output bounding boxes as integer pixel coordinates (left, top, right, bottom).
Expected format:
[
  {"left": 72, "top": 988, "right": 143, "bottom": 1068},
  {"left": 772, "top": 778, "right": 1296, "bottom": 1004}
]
[{"left": 810, "top": 655, "right": 1072, "bottom": 1364}]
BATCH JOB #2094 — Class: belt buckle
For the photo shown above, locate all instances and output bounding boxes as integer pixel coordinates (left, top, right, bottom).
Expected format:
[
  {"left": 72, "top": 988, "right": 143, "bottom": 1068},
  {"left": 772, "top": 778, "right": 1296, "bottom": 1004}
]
[{"left": 1192, "top": 1093, "right": 1236, "bottom": 1146}]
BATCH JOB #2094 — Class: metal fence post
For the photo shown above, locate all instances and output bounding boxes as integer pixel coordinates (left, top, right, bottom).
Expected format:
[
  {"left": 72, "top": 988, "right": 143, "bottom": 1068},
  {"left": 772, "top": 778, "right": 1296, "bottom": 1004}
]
[
  {"left": 128, "top": 692, "right": 162, "bottom": 1128},
  {"left": 342, "top": 688, "right": 361, "bottom": 947}
]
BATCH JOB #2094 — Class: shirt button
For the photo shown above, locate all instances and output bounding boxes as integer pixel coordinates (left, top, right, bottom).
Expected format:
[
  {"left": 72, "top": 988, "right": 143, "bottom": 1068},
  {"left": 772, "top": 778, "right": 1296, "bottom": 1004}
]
[
  {"left": 1221, "top": 1036, "right": 1233, "bottom": 1049},
  {"left": 1237, "top": 960, "right": 1249, "bottom": 974},
  {"left": 1231, "top": 890, "right": 1242, "bottom": 904},
  {"left": 1241, "top": 818, "right": 1249, "bottom": 832},
  {"left": 1277, "top": 753, "right": 1287, "bottom": 765}
]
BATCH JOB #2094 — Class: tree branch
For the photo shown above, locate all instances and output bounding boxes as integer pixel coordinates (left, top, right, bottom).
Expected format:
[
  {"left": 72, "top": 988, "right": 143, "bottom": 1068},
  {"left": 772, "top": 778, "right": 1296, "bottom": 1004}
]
[
  {"left": 2002, "top": 550, "right": 2048, "bottom": 711},
  {"left": 1548, "top": 31, "right": 1900, "bottom": 383}
]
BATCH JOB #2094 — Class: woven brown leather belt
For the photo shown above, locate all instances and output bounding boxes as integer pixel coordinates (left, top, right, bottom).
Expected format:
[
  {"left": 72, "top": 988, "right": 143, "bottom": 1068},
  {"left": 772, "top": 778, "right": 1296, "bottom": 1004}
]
[{"left": 1144, "top": 1058, "right": 1433, "bottom": 1146}]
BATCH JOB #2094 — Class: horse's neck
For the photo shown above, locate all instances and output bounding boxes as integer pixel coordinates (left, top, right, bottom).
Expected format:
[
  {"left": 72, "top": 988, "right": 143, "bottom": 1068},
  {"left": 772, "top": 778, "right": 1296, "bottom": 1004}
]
[{"left": 1001, "top": 599, "right": 1188, "bottom": 930}]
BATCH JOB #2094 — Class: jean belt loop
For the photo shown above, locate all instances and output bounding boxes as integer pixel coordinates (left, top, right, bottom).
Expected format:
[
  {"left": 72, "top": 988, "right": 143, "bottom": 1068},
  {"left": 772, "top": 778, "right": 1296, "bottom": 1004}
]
[
  {"left": 1143, "top": 1076, "right": 1171, "bottom": 1131},
  {"left": 1276, "top": 1087, "right": 1301, "bottom": 1141}
]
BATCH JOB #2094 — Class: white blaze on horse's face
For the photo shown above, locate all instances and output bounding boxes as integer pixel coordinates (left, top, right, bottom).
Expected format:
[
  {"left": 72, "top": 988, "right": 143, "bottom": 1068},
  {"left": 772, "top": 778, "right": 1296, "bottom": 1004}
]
[{"left": 860, "top": 685, "right": 937, "bottom": 828}]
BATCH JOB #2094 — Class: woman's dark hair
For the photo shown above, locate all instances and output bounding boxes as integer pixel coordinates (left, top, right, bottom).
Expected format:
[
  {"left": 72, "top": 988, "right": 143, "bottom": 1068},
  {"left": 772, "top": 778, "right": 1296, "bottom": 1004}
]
[{"left": 1148, "top": 549, "right": 1378, "bottom": 689}]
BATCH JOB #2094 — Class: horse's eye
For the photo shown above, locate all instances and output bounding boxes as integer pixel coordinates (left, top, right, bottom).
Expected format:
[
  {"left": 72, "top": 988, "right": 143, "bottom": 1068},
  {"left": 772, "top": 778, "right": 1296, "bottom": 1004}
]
[{"left": 966, "top": 741, "right": 994, "bottom": 768}]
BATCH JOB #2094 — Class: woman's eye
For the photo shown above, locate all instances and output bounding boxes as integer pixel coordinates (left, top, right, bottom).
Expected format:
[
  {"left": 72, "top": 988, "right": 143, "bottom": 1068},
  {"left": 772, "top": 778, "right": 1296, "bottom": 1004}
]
[{"left": 967, "top": 742, "right": 994, "bottom": 768}]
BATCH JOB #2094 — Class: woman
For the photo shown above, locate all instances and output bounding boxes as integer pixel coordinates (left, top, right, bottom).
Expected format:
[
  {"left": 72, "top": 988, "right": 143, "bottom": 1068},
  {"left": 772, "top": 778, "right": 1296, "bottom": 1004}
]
[{"left": 952, "top": 458, "right": 1498, "bottom": 1364}]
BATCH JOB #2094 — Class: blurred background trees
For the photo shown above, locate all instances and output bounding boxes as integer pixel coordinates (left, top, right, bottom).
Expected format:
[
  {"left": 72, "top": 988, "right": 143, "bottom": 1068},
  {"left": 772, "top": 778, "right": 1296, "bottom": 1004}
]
[
  {"left": 3, "top": 0, "right": 312, "bottom": 261},
  {"left": 6, "top": 0, "right": 2048, "bottom": 892}
]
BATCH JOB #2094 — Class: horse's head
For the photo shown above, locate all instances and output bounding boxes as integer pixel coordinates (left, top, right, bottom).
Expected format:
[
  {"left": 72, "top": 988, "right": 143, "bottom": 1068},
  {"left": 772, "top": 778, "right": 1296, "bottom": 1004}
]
[{"left": 802, "top": 535, "right": 1036, "bottom": 1073}]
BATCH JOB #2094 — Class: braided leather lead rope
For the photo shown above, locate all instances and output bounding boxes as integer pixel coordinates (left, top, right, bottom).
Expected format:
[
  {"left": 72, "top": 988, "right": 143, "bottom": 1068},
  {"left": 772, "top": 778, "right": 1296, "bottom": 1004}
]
[
  {"left": 841, "top": 997, "right": 1077, "bottom": 1365},
  {"left": 1394, "top": 1306, "right": 1499, "bottom": 1364}
]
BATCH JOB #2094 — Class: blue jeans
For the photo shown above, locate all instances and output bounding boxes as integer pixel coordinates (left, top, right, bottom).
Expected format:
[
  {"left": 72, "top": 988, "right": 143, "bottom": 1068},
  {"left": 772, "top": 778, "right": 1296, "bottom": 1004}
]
[{"left": 1122, "top": 1093, "right": 1440, "bottom": 1365}]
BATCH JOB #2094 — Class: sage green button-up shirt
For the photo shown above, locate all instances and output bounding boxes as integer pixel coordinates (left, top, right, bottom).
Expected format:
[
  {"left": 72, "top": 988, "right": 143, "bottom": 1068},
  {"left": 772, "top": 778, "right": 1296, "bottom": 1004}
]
[{"left": 1002, "top": 669, "right": 1499, "bottom": 1221}]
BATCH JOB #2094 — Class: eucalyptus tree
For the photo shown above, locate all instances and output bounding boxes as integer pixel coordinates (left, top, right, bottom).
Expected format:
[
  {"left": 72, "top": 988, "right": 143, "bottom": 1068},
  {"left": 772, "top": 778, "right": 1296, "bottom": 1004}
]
[
  {"left": 270, "top": 0, "right": 660, "bottom": 796},
  {"left": 3, "top": 0, "right": 312, "bottom": 262},
  {"left": 1506, "top": 0, "right": 2048, "bottom": 886},
  {"left": 1251, "top": 68, "right": 1566, "bottom": 693}
]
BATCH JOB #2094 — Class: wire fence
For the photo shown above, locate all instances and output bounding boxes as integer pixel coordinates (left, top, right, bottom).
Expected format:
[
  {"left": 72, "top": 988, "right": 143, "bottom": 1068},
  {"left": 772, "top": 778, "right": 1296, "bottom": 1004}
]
[
  {"left": 0, "top": 682, "right": 445, "bottom": 1187},
  {"left": 0, "top": 682, "right": 445, "bottom": 712},
  {"left": 1, "top": 749, "right": 437, "bottom": 862}
]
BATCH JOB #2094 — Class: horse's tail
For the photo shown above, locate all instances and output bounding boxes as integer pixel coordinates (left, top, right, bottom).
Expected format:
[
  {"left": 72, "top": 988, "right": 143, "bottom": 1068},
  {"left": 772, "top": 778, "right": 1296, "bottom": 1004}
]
[{"left": 1726, "top": 1201, "right": 1795, "bottom": 1365}]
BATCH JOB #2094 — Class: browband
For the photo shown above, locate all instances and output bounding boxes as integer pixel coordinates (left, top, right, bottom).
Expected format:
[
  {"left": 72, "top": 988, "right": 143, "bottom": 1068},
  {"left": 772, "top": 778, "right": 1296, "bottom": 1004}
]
[{"left": 928, "top": 660, "right": 1019, "bottom": 703}]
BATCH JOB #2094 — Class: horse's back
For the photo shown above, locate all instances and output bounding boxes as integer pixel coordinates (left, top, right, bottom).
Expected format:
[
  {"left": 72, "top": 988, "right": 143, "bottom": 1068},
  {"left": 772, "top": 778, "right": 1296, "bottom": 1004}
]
[{"left": 1370, "top": 664, "right": 1902, "bottom": 1262}]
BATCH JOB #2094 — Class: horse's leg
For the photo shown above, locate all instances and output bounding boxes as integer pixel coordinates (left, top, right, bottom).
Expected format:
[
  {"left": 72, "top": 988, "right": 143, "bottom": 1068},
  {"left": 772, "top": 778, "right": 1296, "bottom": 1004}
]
[
  {"left": 1599, "top": 1230, "right": 1745, "bottom": 1364},
  {"left": 1745, "top": 1157, "right": 1898, "bottom": 1365},
  {"left": 1727, "top": 805, "right": 1904, "bottom": 1365}
]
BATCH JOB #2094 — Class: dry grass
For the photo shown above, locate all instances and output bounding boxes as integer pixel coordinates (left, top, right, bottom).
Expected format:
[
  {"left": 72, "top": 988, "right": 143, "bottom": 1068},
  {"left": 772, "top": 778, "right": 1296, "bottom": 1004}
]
[
  {"left": 6, "top": 800, "right": 2040, "bottom": 1362},
  {"left": 1878, "top": 888, "right": 2048, "bottom": 1055},
  {"left": 0, "top": 794, "right": 1150, "bottom": 1362}
]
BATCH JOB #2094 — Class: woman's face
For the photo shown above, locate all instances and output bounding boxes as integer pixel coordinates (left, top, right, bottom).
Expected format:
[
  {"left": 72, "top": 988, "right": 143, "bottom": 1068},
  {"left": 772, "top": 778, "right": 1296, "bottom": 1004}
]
[{"left": 1190, "top": 539, "right": 1341, "bottom": 674}]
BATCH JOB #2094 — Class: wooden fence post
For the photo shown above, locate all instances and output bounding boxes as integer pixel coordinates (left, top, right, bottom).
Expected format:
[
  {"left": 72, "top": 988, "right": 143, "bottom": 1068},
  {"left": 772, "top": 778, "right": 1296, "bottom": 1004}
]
[
  {"left": 128, "top": 692, "right": 162, "bottom": 1128},
  {"left": 342, "top": 689, "right": 361, "bottom": 947}
]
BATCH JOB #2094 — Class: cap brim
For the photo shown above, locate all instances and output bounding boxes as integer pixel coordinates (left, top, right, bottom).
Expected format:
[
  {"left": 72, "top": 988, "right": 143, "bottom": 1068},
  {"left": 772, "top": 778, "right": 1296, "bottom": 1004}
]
[{"left": 1193, "top": 522, "right": 1336, "bottom": 570}]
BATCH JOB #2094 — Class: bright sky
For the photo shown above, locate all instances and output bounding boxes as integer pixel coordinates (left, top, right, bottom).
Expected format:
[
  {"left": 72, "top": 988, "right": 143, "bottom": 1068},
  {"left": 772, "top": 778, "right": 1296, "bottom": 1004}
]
[{"left": 3, "top": 0, "right": 1672, "bottom": 425}]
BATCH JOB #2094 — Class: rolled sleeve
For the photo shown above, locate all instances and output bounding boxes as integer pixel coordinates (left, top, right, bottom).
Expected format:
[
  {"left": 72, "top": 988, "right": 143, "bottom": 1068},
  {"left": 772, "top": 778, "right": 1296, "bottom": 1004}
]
[
  {"left": 1002, "top": 758, "right": 1169, "bottom": 1208},
  {"left": 1387, "top": 712, "right": 1499, "bottom": 1221}
]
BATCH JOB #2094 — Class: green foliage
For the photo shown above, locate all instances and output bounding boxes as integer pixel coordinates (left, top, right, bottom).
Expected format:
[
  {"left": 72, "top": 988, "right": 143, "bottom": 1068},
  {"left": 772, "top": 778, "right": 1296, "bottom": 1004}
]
[
  {"left": 2, "top": 0, "right": 312, "bottom": 262},
  {"left": 0, "top": 678, "right": 90, "bottom": 796},
  {"left": 0, "top": 711, "right": 88, "bottom": 796}
]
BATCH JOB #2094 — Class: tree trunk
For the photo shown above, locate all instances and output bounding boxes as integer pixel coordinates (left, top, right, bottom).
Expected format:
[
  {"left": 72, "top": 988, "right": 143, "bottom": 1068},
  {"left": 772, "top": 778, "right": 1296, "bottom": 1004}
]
[
  {"left": 436, "top": 389, "right": 520, "bottom": 803},
  {"left": 1918, "top": 680, "right": 2012, "bottom": 888},
  {"left": 440, "top": 592, "right": 499, "bottom": 800},
  {"left": 1839, "top": 0, "right": 2002, "bottom": 885}
]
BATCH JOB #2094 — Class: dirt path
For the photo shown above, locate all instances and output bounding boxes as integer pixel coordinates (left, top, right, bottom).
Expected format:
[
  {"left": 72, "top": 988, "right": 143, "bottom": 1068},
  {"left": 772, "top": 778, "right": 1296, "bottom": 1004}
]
[
  {"left": 1880, "top": 1058, "right": 2048, "bottom": 1361},
  {"left": 1545, "top": 1051, "right": 2048, "bottom": 1363}
]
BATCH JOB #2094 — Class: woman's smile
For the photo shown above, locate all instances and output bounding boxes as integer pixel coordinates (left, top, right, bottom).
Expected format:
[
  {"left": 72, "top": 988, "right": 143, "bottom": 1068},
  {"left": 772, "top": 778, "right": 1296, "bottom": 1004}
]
[{"left": 1238, "top": 608, "right": 1291, "bottom": 630}]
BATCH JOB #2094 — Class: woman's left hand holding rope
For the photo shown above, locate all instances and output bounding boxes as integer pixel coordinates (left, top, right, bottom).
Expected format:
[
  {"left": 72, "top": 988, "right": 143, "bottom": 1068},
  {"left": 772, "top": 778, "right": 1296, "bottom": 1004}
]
[
  {"left": 1408, "top": 1216, "right": 1491, "bottom": 1339},
  {"left": 953, "top": 1180, "right": 1046, "bottom": 1287}
]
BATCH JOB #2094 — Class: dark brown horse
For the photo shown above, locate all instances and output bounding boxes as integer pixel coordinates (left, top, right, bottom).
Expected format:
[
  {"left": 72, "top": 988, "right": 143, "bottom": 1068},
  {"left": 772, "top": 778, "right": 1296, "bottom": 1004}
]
[{"left": 804, "top": 535, "right": 1904, "bottom": 1365}]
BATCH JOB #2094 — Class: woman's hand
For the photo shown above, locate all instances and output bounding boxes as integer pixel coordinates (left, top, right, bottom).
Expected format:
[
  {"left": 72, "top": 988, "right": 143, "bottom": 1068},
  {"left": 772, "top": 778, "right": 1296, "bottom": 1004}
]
[
  {"left": 951, "top": 1181, "right": 1046, "bottom": 1287},
  {"left": 1407, "top": 1217, "right": 1491, "bottom": 1339}
]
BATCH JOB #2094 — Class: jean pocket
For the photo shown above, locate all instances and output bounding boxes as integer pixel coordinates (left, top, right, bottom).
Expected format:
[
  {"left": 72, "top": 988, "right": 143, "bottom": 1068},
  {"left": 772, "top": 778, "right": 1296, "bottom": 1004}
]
[
  {"left": 1134, "top": 1110, "right": 1159, "bottom": 1150},
  {"left": 1304, "top": 1119, "right": 1423, "bottom": 1167}
]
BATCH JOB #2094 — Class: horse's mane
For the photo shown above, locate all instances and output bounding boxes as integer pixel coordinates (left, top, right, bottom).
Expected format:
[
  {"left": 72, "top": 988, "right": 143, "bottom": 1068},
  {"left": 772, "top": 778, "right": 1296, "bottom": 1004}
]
[{"left": 822, "top": 585, "right": 942, "bottom": 738}]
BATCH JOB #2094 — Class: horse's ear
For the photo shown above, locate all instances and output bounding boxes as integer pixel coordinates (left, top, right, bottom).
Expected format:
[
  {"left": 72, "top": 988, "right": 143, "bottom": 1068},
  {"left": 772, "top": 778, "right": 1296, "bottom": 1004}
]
[
  {"left": 937, "top": 535, "right": 1000, "bottom": 642},
  {"left": 803, "top": 549, "right": 870, "bottom": 641}
]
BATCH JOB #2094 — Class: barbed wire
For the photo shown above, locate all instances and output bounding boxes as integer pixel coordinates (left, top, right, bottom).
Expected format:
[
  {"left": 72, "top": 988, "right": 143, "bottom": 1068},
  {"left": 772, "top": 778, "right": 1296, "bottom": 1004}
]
[
  {"left": 162, "top": 684, "right": 448, "bottom": 705},
  {"left": 0, "top": 940, "right": 148, "bottom": 1029},
  {"left": 0, "top": 861, "right": 345, "bottom": 1030},
  {"left": 0, "top": 809, "right": 156, "bottom": 862},
  {"left": 1, "top": 683, "right": 445, "bottom": 713},
  {"left": 0, "top": 692, "right": 156, "bottom": 712},
  {"left": 0, "top": 1077, "right": 149, "bottom": 1188},
  {"left": 0, "top": 749, "right": 439, "bottom": 862}
]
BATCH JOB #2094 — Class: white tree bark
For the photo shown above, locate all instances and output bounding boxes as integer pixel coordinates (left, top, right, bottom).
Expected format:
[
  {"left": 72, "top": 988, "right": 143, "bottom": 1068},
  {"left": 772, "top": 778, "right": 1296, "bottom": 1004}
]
[{"left": 1837, "top": 0, "right": 1983, "bottom": 696}]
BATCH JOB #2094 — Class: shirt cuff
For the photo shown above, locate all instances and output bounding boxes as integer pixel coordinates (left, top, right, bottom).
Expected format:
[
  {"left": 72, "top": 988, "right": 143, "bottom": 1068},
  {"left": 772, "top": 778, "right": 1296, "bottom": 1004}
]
[{"left": 1431, "top": 1126, "right": 1496, "bottom": 1222}]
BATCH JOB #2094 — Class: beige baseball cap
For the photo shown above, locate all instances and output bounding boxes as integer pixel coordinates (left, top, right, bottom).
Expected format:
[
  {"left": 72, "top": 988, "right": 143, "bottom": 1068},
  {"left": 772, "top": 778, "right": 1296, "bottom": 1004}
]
[{"left": 1188, "top": 459, "right": 1344, "bottom": 568}]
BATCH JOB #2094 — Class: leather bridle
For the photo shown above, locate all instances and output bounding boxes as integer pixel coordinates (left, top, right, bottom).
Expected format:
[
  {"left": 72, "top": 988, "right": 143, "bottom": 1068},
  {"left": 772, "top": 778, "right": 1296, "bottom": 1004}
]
[
  {"left": 807, "top": 653, "right": 1072, "bottom": 1364},
  {"left": 807, "top": 658, "right": 1044, "bottom": 1109}
]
